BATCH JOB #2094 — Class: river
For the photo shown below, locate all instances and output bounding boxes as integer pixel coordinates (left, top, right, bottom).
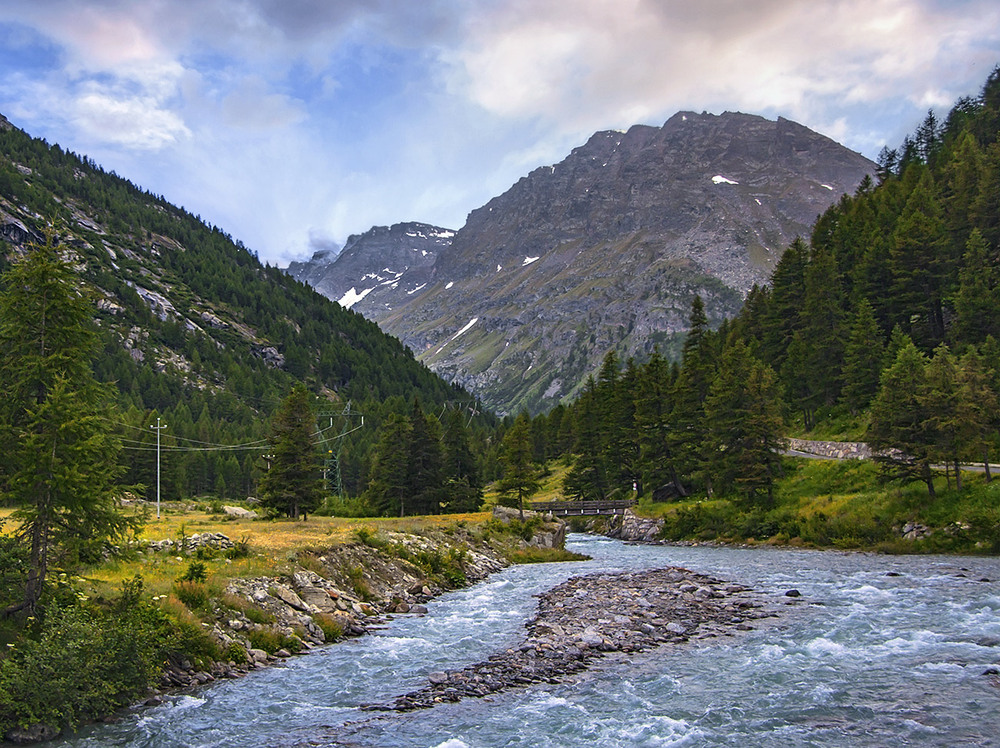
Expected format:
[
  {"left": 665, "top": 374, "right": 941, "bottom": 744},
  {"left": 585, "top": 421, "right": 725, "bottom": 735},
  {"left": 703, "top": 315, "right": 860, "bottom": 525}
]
[{"left": 57, "top": 535, "right": 1000, "bottom": 747}]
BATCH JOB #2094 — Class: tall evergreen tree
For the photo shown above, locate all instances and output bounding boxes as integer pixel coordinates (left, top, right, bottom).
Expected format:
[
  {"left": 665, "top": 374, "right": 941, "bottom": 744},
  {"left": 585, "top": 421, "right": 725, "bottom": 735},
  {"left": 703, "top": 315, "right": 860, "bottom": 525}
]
[
  {"left": 497, "top": 412, "right": 540, "bottom": 519},
  {"left": 563, "top": 378, "right": 608, "bottom": 501},
  {"left": 406, "top": 398, "right": 444, "bottom": 514},
  {"left": 441, "top": 407, "right": 482, "bottom": 513},
  {"left": 364, "top": 413, "right": 412, "bottom": 517},
  {"left": 0, "top": 238, "right": 130, "bottom": 617},
  {"left": 258, "top": 385, "right": 324, "bottom": 519},
  {"left": 840, "top": 299, "right": 886, "bottom": 413},
  {"left": 867, "top": 341, "right": 937, "bottom": 495},
  {"left": 703, "top": 341, "right": 785, "bottom": 505}
]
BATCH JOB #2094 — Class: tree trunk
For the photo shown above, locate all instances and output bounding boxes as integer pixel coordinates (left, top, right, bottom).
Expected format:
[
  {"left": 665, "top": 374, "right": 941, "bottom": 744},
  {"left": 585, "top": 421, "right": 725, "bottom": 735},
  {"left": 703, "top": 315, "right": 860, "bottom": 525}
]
[
  {"left": 984, "top": 450, "right": 993, "bottom": 483},
  {"left": 922, "top": 463, "right": 936, "bottom": 497},
  {"left": 954, "top": 458, "right": 962, "bottom": 491}
]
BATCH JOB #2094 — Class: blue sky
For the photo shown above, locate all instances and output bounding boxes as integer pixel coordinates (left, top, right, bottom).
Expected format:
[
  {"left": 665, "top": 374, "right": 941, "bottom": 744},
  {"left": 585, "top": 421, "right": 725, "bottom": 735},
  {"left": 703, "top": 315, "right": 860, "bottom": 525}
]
[{"left": 1, "top": 0, "right": 999, "bottom": 266}]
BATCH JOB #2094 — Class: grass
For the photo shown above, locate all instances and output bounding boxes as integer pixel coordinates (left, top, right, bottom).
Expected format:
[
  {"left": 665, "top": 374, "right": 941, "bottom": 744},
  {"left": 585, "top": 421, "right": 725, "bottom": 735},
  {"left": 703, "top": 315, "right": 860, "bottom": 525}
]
[{"left": 636, "top": 457, "right": 1000, "bottom": 554}]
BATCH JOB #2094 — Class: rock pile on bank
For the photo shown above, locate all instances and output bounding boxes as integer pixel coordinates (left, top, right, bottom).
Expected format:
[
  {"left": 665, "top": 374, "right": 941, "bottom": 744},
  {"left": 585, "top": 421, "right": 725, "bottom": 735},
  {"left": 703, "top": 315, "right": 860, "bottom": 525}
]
[{"left": 378, "top": 566, "right": 777, "bottom": 711}]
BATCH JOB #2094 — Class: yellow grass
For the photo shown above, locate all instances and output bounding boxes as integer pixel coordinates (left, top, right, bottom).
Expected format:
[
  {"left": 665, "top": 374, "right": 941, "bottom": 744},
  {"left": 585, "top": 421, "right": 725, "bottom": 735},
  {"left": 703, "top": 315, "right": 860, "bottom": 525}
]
[{"left": 3, "top": 503, "right": 491, "bottom": 602}]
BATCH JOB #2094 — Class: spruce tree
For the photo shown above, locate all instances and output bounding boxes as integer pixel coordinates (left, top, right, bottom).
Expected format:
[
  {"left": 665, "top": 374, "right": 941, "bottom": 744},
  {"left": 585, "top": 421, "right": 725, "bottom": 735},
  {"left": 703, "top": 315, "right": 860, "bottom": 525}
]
[
  {"left": 497, "top": 412, "right": 541, "bottom": 519},
  {"left": 364, "top": 413, "right": 413, "bottom": 517},
  {"left": 406, "top": 398, "right": 444, "bottom": 514},
  {"left": 703, "top": 341, "right": 785, "bottom": 505},
  {"left": 867, "top": 341, "right": 937, "bottom": 495},
  {"left": 0, "top": 237, "right": 130, "bottom": 617},
  {"left": 441, "top": 407, "right": 482, "bottom": 513},
  {"left": 841, "top": 299, "right": 886, "bottom": 413},
  {"left": 258, "top": 384, "right": 324, "bottom": 519}
]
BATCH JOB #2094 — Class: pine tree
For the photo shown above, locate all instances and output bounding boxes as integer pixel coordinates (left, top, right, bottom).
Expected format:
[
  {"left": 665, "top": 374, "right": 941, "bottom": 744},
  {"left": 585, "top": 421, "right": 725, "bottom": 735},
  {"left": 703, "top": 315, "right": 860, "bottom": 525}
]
[
  {"left": 840, "top": 299, "right": 886, "bottom": 413},
  {"left": 258, "top": 385, "right": 324, "bottom": 519},
  {"left": 364, "top": 413, "right": 413, "bottom": 517},
  {"left": 563, "top": 379, "right": 608, "bottom": 501},
  {"left": 497, "top": 412, "right": 540, "bottom": 519},
  {"left": 703, "top": 341, "right": 785, "bottom": 506},
  {"left": 406, "top": 398, "right": 444, "bottom": 514},
  {"left": 867, "top": 341, "right": 937, "bottom": 495},
  {"left": 0, "top": 237, "right": 131, "bottom": 617},
  {"left": 952, "top": 229, "right": 1000, "bottom": 345},
  {"left": 441, "top": 407, "right": 482, "bottom": 513}
]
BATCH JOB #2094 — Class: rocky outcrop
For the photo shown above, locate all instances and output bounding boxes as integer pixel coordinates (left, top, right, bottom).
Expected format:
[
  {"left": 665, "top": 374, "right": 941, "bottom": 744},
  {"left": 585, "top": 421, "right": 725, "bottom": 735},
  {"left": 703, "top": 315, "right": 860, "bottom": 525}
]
[
  {"left": 376, "top": 566, "right": 779, "bottom": 710},
  {"left": 606, "top": 508, "right": 664, "bottom": 542},
  {"left": 491, "top": 505, "right": 567, "bottom": 549},
  {"left": 285, "top": 222, "right": 455, "bottom": 312}
]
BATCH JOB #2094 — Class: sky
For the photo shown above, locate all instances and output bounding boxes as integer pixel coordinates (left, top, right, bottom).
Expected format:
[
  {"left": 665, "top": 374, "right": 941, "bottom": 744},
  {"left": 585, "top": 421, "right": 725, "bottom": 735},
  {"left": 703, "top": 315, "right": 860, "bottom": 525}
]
[{"left": 1, "top": 1, "right": 999, "bottom": 267}]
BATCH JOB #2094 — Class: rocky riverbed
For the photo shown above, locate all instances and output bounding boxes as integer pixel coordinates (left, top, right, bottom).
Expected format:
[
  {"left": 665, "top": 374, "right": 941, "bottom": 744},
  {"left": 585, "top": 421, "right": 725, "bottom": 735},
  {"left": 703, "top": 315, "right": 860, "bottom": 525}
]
[{"left": 374, "top": 566, "right": 779, "bottom": 711}]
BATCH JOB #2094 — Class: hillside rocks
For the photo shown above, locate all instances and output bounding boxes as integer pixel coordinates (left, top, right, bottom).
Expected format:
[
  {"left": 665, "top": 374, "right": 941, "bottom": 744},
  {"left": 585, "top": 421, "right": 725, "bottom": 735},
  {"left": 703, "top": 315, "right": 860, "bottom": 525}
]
[
  {"left": 286, "top": 222, "right": 454, "bottom": 311},
  {"left": 377, "top": 566, "right": 778, "bottom": 711},
  {"left": 606, "top": 508, "right": 665, "bottom": 542},
  {"left": 148, "top": 521, "right": 568, "bottom": 697}
]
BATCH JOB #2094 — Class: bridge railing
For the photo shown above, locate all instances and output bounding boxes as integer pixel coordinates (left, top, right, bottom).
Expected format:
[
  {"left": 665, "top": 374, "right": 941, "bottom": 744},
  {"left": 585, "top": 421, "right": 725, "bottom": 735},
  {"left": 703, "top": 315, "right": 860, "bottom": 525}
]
[{"left": 530, "top": 499, "right": 635, "bottom": 516}]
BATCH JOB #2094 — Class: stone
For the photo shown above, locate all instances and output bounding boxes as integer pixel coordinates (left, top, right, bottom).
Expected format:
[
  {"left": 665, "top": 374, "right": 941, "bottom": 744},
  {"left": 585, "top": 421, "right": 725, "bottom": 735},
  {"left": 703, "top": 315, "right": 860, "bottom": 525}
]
[
  {"left": 223, "top": 505, "right": 257, "bottom": 519},
  {"left": 784, "top": 589, "right": 801, "bottom": 598}
]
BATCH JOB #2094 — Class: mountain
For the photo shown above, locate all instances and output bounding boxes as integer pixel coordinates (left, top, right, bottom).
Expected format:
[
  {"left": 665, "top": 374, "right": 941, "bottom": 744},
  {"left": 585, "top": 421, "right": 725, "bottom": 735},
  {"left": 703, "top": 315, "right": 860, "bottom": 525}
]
[
  {"left": 0, "top": 115, "right": 477, "bottom": 500},
  {"left": 286, "top": 222, "right": 454, "bottom": 312},
  {"left": 292, "top": 111, "right": 875, "bottom": 414}
]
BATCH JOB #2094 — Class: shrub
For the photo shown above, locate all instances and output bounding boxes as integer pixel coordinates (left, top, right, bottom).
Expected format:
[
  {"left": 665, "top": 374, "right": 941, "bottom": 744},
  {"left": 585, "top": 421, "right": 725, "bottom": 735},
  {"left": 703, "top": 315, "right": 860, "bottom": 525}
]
[
  {"left": 179, "top": 560, "right": 208, "bottom": 583},
  {"left": 314, "top": 614, "right": 345, "bottom": 642},
  {"left": 173, "top": 580, "right": 209, "bottom": 610},
  {"left": 0, "top": 576, "right": 173, "bottom": 736},
  {"left": 246, "top": 627, "right": 301, "bottom": 655}
]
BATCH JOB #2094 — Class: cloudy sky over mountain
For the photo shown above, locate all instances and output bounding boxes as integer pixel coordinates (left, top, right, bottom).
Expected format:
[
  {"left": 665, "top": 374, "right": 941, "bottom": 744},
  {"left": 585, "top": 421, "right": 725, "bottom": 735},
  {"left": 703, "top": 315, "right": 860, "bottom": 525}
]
[{"left": 1, "top": 0, "right": 998, "bottom": 264}]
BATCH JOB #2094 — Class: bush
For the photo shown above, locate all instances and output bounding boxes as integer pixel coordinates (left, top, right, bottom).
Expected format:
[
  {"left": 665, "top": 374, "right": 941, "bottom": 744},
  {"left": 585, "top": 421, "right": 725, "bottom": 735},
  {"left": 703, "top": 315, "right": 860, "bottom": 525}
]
[
  {"left": 179, "top": 560, "right": 208, "bottom": 583},
  {"left": 314, "top": 613, "right": 345, "bottom": 641},
  {"left": 0, "top": 576, "right": 173, "bottom": 736},
  {"left": 246, "top": 627, "right": 301, "bottom": 655},
  {"left": 173, "top": 580, "right": 209, "bottom": 610}
]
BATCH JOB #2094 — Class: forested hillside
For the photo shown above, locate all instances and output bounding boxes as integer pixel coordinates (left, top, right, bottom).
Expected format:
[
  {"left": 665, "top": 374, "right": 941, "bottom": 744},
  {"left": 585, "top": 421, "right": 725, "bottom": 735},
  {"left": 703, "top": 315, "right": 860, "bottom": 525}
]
[
  {"left": 522, "top": 68, "right": 1000, "bottom": 508},
  {"left": 0, "top": 118, "right": 492, "bottom": 506}
]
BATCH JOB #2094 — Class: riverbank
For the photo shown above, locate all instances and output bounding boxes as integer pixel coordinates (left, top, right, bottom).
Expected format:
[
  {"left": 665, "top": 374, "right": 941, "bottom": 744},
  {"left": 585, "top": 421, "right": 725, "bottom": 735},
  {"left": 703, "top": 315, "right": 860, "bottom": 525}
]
[
  {"left": 591, "top": 457, "right": 1000, "bottom": 554},
  {"left": 0, "top": 508, "right": 571, "bottom": 745},
  {"left": 376, "top": 566, "right": 782, "bottom": 711}
]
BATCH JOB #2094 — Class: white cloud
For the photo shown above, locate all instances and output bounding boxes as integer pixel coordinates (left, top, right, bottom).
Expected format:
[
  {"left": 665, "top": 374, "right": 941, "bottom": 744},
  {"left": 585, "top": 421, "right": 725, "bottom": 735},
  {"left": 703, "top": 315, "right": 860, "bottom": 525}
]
[{"left": 72, "top": 88, "right": 190, "bottom": 149}]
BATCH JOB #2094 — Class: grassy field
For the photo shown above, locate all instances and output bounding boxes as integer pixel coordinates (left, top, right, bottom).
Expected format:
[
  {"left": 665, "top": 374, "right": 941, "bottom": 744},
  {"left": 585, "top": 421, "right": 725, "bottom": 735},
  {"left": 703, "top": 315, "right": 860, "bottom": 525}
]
[{"left": 634, "top": 457, "right": 1000, "bottom": 553}]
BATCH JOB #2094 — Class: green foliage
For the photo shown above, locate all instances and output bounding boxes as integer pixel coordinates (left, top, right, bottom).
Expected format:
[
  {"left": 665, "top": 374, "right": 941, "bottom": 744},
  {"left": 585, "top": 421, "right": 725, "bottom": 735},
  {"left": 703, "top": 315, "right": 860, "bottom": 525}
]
[
  {"left": 259, "top": 385, "right": 324, "bottom": 520},
  {"left": 314, "top": 613, "right": 345, "bottom": 641},
  {"left": 497, "top": 412, "right": 542, "bottom": 515},
  {"left": 0, "top": 237, "right": 134, "bottom": 616},
  {"left": 245, "top": 627, "right": 301, "bottom": 655},
  {"left": 173, "top": 581, "right": 210, "bottom": 610},
  {"left": 0, "top": 577, "right": 172, "bottom": 736},
  {"left": 179, "top": 560, "right": 208, "bottom": 583}
]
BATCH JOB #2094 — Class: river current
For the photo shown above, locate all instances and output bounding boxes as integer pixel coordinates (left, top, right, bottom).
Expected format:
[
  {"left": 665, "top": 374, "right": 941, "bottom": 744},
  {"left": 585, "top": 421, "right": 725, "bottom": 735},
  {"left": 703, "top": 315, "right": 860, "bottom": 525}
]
[{"left": 58, "top": 535, "right": 1000, "bottom": 747}]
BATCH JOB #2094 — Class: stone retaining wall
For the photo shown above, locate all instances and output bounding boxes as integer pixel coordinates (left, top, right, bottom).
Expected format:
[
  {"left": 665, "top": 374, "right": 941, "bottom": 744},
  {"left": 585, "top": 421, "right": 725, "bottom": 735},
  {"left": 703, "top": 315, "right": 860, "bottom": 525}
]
[{"left": 785, "top": 438, "right": 871, "bottom": 460}]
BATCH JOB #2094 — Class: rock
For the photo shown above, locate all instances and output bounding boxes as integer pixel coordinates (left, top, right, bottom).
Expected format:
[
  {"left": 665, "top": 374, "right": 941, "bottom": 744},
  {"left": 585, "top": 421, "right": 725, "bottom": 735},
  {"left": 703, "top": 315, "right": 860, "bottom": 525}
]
[
  {"left": 223, "top": 505, "right": 257, "bottom": 519},
  {"left": 271, "top": 586, "right": 311, "bottom": 612},
  {"left": 784, "top": 589, "right": 801, "bottom": 598},
  {"left": 428, "top": 671, "right": 450, "bottom": 685},
  {"left": 410, "top": 604, "right": 429, "bottom": 614},
  {"left": 5, "top": 724, "right": 61, "bottom": 744}
]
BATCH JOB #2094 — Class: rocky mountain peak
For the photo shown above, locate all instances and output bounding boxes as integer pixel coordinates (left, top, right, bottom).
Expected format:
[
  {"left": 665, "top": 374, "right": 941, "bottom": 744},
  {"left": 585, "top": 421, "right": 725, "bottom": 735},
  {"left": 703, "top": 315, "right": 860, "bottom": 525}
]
[{"left": 288, "top": 111, "right": 874, "bottom": 414}]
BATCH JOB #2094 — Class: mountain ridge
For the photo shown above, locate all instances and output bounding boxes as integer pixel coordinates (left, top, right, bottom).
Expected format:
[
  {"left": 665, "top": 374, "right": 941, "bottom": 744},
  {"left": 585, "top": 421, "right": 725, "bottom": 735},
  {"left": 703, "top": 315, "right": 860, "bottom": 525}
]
[{"left": 292, "top": 110, "right": 875, "bottom": 414}]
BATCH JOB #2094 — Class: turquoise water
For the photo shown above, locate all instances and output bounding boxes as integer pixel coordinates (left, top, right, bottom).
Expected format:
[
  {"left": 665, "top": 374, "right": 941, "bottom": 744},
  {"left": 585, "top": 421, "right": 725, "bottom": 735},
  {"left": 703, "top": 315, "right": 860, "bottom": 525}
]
[{"left": 57, "top": 536, "right": 1000, "bottom": 747}]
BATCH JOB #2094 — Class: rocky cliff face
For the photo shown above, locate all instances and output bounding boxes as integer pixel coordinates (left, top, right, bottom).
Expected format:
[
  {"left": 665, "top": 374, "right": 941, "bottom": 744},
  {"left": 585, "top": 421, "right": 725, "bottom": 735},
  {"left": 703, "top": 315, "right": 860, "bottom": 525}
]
[
  {"left": 286, "top": 222, "right": 455, "bottom": 312},
  {"left": 289, "top": 112, "right": 875, "bottom": 414}
]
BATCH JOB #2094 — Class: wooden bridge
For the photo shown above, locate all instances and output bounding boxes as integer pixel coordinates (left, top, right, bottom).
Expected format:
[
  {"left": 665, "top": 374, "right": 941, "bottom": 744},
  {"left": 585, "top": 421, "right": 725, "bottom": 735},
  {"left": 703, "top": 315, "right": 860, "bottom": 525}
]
[{"left": 529, "top": 499, "right": 635, "bottom": 517}]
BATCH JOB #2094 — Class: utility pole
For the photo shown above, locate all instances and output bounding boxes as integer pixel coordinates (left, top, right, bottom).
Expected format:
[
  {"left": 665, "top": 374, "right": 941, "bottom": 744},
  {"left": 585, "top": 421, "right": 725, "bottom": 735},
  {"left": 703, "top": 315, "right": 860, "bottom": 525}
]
[{"left": 150, "top": 418, "right": 166, "bottom": 519}]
